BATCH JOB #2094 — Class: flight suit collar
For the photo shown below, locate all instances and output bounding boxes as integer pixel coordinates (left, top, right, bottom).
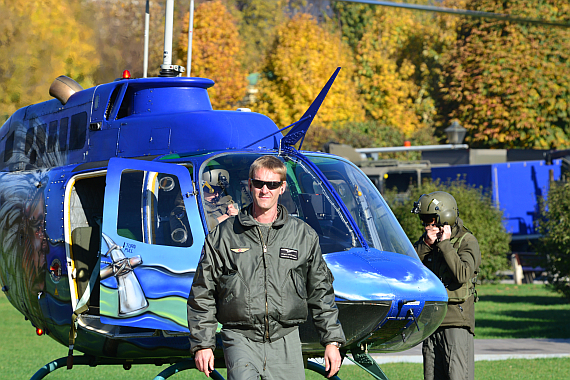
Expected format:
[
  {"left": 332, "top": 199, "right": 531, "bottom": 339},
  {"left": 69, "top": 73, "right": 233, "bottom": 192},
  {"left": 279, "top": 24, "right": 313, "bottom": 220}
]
[{"left": 238, "top": 204, "right": 288, "bottom": 228}]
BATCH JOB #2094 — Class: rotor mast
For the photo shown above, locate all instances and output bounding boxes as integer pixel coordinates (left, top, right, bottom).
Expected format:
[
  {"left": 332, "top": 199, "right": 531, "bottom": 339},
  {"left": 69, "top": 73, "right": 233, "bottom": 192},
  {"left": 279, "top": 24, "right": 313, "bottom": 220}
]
[
  {"left": 143, "top": 0, "right": 150, "bottom": 78},
  {"left": 186, "top": 0, "right": 195, "bottom": 77},
  {"left": 159, "top": 0, "right": 185, "bottom": 77}
]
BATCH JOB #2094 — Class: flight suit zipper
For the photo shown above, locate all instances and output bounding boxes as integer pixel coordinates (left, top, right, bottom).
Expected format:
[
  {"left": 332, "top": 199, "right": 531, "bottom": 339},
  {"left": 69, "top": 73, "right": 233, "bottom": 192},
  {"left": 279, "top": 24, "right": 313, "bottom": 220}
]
[
  {"left": 256, "top": 225, "right": 271, "bottom": 372},
  {"left": 256, "top": 226, "right": 271, "bottom": 343}
]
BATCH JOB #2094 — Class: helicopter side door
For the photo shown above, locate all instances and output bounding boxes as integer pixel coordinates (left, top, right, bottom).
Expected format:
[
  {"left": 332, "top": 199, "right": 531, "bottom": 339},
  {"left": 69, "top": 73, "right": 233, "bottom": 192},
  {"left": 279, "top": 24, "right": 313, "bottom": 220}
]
[{"left": 99, "top": 157, "right": 204, "bottom": 332}]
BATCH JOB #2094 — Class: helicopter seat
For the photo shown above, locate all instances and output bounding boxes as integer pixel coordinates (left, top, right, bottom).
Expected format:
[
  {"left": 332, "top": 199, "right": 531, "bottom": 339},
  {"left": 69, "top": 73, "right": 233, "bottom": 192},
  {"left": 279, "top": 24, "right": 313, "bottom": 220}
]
[{"left": 71, "top": 225, "right": 101, "bottom": 315}]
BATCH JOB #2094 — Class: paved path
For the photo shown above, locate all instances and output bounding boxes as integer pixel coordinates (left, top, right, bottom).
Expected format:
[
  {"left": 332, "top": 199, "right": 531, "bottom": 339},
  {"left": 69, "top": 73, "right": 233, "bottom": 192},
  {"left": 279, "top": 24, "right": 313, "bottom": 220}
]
[{"left": 366, "top": 339, "right": 570, "bottom": 364}]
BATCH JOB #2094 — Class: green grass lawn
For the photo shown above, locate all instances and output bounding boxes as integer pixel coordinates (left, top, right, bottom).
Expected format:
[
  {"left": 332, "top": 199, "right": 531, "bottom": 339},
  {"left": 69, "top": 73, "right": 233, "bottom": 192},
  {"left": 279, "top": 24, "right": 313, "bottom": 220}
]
[
  {"left": 2, "top": 284, "right": 569, "bottom": 379},
  {"left": 475, "top": 283, "right": 570, "bottom": 339}
]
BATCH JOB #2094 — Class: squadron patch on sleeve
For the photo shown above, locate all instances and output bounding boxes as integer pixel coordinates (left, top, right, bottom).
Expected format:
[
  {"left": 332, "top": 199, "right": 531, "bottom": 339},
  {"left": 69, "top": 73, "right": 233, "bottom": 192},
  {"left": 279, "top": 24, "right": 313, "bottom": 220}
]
[{"left": 279, "top": 248, "right": 298, "bottom": 260}]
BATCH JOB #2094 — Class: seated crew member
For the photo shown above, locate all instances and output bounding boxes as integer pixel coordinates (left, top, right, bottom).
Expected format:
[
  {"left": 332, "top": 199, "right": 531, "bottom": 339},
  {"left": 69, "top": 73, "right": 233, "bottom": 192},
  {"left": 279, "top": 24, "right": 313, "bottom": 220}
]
[{"left": 202, "top": 167, "right": 238, "bottom": 230}]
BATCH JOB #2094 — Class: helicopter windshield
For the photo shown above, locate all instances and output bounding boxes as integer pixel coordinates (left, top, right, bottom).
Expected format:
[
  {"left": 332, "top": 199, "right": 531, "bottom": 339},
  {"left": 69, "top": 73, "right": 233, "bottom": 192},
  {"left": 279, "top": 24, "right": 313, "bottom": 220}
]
[
  {"left": 200, "top": 153, "right": 359, "bottom": 254},
  {"left": 306, "top": 154, "right": 418, "bottom": 259}
]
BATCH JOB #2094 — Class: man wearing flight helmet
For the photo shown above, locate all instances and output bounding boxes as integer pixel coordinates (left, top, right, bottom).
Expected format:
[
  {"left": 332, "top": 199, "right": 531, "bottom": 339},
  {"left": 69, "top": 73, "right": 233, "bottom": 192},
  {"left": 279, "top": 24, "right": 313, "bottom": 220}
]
[
  {"left": 411, "top": 191, "right": 481, "bottom": 380},
  {"left": 202, "top": 167, "right": 238, "bottom": 230}
]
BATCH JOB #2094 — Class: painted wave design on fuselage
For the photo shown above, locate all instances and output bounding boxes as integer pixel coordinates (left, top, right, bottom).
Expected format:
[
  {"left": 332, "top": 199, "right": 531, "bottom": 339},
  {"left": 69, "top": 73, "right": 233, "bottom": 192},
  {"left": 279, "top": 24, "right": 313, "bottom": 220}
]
[
  {"left": 100, "top": 286, "right": 189, "bottom": 332},
  {"left": 100, "top": 263, "right": 194, "bottom": 299}
]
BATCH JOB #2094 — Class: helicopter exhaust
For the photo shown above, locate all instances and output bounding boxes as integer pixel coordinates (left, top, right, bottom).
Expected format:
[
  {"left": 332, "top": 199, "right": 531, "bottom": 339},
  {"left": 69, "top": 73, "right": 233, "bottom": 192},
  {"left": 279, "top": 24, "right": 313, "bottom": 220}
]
[{"left": 49, "top": 75, "right": 84, "bottom": 105}]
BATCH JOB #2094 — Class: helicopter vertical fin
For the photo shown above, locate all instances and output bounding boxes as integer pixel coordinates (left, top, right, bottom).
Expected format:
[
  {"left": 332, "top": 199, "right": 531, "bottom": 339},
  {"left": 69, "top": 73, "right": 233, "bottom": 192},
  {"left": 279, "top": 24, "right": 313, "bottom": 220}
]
[{"left": 280, "top": 67, "right": 341, "bottom": 150}]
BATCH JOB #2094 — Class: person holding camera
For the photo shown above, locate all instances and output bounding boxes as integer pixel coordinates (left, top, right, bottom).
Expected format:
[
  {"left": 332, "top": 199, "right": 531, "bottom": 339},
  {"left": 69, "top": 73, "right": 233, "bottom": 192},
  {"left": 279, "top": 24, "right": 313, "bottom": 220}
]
[{"left": 412, "top": 191, "right": 481, "bottom": 380}]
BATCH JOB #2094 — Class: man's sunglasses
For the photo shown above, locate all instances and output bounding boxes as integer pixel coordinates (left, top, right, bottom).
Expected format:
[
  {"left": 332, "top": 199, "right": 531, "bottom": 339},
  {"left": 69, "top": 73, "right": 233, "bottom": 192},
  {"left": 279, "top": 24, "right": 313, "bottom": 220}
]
[{"left": 250, "top": 179, "right": 283, "bottom": 190}]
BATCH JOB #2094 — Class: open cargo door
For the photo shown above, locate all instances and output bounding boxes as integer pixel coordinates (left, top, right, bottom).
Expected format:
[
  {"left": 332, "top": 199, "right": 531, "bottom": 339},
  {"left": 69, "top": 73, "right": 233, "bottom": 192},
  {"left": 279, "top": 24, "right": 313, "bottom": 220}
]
[{"left": 99, "top": 157, "right": 204, "bottom": 332}]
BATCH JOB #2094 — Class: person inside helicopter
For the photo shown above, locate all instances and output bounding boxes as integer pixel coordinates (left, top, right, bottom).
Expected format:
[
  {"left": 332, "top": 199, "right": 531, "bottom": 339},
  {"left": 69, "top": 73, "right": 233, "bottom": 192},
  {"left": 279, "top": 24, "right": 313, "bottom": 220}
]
[{"left": 202, "top": 167, "right": 238, "bottom": 231}]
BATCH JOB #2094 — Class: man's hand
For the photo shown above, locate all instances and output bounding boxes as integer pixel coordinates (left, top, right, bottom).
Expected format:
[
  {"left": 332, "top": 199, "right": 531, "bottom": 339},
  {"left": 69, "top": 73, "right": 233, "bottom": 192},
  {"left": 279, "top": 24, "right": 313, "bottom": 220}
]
[
  {"left": 216, "top": 204, "right": 239, "bottom": 224},
  {"left": 324, "top": 344, "right": 342, "bottom": 378},
  {"left": 194, "top": 348, "right": 215, "bottom": 377},
  {"left": 437, "top": 225, "right": 452, "bottom": 242},
  {"left": 425, "top": 225, "right": 439, "bottom": 245},
  {"left": 226, "top": 203, "right": 238, "bottom": 217}
]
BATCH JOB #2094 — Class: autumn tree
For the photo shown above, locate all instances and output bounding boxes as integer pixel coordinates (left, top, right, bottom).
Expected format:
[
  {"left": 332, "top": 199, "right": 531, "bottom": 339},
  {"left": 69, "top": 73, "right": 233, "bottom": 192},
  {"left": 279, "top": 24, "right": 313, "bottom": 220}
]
[
  {"left": 83, "top": 0, "right": 165, "bottom": 83},
  {"left": 439, "top": 0, "right": 570, "bottom": 149},
  {"left": 177, "top": 0, "right": 247, "bottom": 110},
  {"left": 333, "top": 1, "right": 463, "bottom": 138},
  {"left": 255, "top": 13, "right": 365, "bottom": 129},
  {"left": 0, "top": 0, "right": 98, "bottom": 116},
  {"left": 303, "top": 121, "right": 438, "bottom": 160},
  {"left": 226, "top": 0, "right": 289, "bottom": 72}
]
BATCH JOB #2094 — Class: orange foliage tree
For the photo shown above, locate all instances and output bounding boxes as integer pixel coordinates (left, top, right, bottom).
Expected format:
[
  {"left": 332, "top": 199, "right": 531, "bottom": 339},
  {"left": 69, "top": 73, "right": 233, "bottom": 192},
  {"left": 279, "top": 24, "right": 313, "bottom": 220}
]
[
  {"left": 331, "top": 1, "right": 466, "bottom": 141},
  {"left": 439, "top": 0, "right": 570, "bottom": 149},
  {"left": 255, "top": 14, "right": 365, "bottom": 129},
  {"left": 0, "top": 0, "right": 98, "bottom": 116},
  {"left": 177, "top": 0, "right": 247, "bottom": 110}
]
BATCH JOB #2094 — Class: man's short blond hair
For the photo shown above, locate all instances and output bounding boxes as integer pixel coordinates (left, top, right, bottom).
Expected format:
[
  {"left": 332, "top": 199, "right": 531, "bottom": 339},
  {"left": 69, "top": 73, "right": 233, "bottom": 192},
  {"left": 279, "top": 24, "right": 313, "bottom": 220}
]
[{"left": 249, "top": 156, "right": 287, "bottom": 182}]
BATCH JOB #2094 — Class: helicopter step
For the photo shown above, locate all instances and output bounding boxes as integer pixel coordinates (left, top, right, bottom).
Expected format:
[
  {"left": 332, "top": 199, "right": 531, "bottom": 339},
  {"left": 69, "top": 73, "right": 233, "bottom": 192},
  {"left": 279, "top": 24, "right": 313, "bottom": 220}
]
[{"left": 348, "top": 346, "right": 390, "bottom": 380}]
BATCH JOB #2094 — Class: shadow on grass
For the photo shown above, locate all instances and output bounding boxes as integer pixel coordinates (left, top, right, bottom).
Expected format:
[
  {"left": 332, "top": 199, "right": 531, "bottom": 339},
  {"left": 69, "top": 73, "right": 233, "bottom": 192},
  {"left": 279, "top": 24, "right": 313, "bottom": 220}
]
[
  {"left": 477, "top": 294, "right": 568, "bottom": 306},
  {"left": 476, "top": 308, "right": 570, "bottom": 338}
]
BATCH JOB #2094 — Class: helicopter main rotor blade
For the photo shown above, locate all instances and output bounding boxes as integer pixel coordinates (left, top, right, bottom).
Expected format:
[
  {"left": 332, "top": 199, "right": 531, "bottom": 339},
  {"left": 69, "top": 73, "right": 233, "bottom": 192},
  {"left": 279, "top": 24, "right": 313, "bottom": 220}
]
[{"left": 340, "top": 0, "right": 570, "bottom": 28}]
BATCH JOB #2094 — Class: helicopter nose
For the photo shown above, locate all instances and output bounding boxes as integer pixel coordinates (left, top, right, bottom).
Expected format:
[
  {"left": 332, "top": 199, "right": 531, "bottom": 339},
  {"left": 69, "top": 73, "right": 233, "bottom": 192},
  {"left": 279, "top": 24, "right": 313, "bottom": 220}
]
[{"left": 322, "top": 248, "right": 448, "bottom": 351}]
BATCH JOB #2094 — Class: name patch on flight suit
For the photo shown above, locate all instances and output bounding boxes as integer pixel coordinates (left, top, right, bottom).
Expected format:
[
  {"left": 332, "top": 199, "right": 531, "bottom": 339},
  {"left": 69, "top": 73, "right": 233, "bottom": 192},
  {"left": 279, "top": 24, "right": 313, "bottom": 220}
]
[{"left": 279, "top": 248, "right": 298, "bottom": 260}]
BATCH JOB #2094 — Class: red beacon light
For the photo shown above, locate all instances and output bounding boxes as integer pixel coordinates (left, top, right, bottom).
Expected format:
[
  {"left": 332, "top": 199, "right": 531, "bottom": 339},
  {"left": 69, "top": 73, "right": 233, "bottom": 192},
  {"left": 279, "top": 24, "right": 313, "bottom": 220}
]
[
  {"left": 122, "top": 70, "right": 132, "bottom": 79},
  {"left": 36, "top": 327, "right": 45, "bottom": 336}
]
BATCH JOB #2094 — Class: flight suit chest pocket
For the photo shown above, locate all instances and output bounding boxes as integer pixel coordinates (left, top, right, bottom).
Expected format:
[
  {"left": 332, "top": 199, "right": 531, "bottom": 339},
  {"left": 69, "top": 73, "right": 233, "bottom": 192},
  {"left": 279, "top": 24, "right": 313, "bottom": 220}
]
[
  {"left": 217, "top": 271, "right": 251, "bottom": 324},
  {"left": 279, "top": 269, "right": 308, "bottom": 323}
]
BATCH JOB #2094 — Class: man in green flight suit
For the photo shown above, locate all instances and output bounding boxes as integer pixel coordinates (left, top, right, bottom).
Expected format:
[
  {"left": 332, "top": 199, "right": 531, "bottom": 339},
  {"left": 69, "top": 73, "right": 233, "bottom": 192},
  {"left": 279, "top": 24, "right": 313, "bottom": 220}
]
[
  {"left": 412, "top": 191, "right": 481, "bottom": 380},
  {"left": 188, "top": 155, "right": 345, "bottom": 379}
]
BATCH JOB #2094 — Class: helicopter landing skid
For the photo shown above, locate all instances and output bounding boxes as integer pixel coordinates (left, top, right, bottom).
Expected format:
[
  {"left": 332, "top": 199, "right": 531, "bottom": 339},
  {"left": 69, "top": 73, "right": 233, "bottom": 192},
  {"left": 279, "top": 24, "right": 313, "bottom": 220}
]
[
  {"left": 29, "top": 355, "right": 225, "bottom": 380},
  {"left": 29, "top": 355, "right": 343, "bottom": 379}
]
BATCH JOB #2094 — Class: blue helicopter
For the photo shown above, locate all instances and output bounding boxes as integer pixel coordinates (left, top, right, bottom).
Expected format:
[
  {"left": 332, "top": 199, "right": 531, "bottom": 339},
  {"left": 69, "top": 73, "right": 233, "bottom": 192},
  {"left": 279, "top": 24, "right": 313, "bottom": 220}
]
[
  {"left": 0, "top": 62, "right": 448, "bottom": 378},
  {"left": 10, "top": 0, "right": 564, "bottom": 378}
]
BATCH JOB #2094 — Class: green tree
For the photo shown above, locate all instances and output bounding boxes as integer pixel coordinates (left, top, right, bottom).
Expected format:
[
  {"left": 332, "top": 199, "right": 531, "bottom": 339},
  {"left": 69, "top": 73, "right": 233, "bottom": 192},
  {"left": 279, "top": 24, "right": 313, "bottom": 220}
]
[
  {"left": 0, "top": 0, "right": 98, "bottom": 115},
  {"left": 226, "top": 0, "right": 289, "bottom": 72},
  {"left": 84, "top": 0, "right": 165, "bottom": 83},
  {"left": 333, "top": 1, "right": 463, "bottom": 138},
  {"left": 331, "top": 1, "right": 375, "bottom": 52},
  {"left": 304, "top": 121, "right": 437, "bottom": 161},
  {"left": 538, "top": 180, "right": 570, "bottom": 299},
  {"left": 439, "top": 0, "right": 570, "bottom": 149},
  {"left": 177, "top": 0, "right": 247, "bottom": 110},
  {"left": 255, "top": 13, "right": 365, "bottom": 128},
  {"left": 384, "top": 179, "right": 510, "bottom": 281}
]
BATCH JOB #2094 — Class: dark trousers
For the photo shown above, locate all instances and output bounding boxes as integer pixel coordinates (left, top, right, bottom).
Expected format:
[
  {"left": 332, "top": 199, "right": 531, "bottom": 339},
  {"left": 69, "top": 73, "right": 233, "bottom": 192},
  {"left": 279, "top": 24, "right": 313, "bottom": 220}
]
[
  {"left": 422, "top": 327, "right": 474, "bottom": 380},
  {"left": 221, "top": 328, "right": 305, "bottom": 380}
]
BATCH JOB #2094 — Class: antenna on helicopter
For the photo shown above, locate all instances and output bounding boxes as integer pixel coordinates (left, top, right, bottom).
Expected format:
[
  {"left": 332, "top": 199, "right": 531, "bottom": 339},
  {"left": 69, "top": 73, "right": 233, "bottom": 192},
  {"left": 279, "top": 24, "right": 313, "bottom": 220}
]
[
  {"left": 186, "top": 0, "right": 195, "bottom": 77},
  {"left": 143, "top": 0, "right": 150, "bottom": 78},
  {"left": 159, "top": 0, "right": 185, "bottom": 77}
]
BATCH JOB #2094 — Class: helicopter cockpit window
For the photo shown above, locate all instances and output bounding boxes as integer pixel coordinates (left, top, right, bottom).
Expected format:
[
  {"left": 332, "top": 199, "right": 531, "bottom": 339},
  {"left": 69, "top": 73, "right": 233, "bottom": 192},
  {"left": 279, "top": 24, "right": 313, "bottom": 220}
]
[
  {"left": 200, "top": 154, "right": 359, "bottom": 254},
  {"left": 307, "top": 154, "right": 418, "bottom": 259},
  {"left": 117, "top": 169, "right": 193, "bottom": 247}
]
